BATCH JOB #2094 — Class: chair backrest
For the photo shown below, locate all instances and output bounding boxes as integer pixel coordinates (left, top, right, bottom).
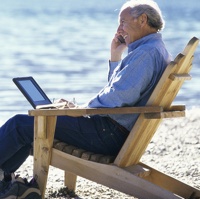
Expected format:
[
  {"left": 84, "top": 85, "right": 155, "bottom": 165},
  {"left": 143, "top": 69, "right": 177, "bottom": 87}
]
[{"left": 114, "top": 37, "right": 199, "bottom": 167}]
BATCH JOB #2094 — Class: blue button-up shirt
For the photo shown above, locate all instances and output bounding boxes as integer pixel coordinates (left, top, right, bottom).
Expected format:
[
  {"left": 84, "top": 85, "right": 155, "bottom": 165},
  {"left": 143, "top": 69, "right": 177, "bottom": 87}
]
[{"left": 86, "top": 33, "right": 171, "bottom": 131}]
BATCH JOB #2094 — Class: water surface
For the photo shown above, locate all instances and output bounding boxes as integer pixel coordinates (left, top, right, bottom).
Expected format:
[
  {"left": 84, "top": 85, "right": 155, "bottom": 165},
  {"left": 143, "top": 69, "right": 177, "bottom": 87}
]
[{"left": 0, "top": 0, "right": 199, "bottom": 122}]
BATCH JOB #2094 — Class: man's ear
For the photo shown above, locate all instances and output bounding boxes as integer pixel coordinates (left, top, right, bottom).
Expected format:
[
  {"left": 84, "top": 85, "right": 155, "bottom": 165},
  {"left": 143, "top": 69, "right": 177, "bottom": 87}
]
[{"left": 139, "top": 13, "right": 148, "bottom": 26}]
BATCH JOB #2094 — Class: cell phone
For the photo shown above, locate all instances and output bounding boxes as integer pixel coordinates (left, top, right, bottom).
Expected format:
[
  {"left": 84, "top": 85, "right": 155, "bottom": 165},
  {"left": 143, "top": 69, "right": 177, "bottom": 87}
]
[{"left": 117, "top": 35, "right": 125, "bottom": 43}]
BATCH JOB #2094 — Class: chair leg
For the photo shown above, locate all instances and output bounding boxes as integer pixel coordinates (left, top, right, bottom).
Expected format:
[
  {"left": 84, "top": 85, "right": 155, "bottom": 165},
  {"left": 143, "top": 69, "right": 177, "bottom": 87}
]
[
  {"left": 33, "top": 116, "right": 57, "bottom": 199},
  {"left": 64, "top": 171, "right": 77, "bottom": 191}
]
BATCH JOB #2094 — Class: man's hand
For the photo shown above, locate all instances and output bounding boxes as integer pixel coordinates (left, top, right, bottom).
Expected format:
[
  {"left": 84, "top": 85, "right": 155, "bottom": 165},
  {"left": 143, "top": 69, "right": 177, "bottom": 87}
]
[
  {"left": 110, "top": 33, "right": 127, "bottom": 62},
  {"left": 54, "top": 98, "right": 77, "bottom": 108}
]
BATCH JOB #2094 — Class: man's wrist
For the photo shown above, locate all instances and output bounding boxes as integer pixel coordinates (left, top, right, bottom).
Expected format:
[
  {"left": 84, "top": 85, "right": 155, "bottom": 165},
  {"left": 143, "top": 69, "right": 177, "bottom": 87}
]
[{"left": 110, "top": 54, "right": 121, "bottom": 62}]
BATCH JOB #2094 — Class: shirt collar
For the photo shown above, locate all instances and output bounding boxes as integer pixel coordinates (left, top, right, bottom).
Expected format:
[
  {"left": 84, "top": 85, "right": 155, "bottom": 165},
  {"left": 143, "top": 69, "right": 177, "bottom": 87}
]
[{"left": 128, "top": 33, "right": 162, "bottom": 53}]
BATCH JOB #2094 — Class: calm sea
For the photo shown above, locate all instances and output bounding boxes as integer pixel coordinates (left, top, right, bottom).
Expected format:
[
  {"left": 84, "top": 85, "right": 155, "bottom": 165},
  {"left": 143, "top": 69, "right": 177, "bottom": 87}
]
[{"left": 0, "top": 0, "right": 200, "bottom": 122}]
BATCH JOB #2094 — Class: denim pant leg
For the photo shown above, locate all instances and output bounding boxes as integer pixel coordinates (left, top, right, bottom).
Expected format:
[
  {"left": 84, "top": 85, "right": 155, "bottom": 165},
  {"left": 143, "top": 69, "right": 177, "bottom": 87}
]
[
  {"left": 0, "top": 114, "right": 128, "bottom": 173},
  {"left": 0, "top": 114, "right": 34, "bottom": 173}
]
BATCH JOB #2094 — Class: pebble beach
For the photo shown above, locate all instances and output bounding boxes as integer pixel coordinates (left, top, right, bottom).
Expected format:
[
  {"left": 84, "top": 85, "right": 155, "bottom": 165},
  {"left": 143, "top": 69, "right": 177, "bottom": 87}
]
[{"left": 1, "top": 107, "right": 198, "bottom": 199}]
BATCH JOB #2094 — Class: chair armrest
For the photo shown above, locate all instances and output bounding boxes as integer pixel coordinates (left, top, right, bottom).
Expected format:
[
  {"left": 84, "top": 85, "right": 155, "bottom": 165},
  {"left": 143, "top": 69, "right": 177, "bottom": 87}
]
[
  {"left": 28, "top": 106, "right": 163, "bottom": 117},
  {"left": 144, "top": 105, "right": 186, "bottom": 119}
]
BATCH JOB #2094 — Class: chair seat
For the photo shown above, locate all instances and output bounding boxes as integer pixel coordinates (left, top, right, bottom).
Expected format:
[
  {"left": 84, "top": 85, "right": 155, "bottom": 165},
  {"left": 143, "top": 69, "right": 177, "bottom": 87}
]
[{"left": 53, "top": 139, "right": 115, "bottom": 164}]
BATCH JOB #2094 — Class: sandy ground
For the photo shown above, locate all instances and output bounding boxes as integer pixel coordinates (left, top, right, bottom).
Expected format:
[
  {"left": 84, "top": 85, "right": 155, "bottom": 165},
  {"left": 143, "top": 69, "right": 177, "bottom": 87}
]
[{"left": 1, "top": 108, "right": 200, "bottom": 198}]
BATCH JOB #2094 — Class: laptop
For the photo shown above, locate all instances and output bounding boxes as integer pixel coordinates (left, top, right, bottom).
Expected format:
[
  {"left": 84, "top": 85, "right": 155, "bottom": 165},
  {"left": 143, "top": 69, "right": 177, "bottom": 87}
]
[{"left": 13, "top": 76, "right": 67, "bottom": 109}]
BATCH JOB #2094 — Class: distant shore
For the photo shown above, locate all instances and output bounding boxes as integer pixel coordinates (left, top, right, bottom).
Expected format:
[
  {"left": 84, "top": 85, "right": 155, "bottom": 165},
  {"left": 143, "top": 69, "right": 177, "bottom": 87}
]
[{"left": 1, "top": 107, "right": 200, "bottom": 198}]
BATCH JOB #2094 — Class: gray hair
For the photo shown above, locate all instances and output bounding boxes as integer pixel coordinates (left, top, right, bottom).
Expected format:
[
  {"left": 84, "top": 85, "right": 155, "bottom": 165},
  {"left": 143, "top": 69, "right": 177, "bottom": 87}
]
[{"left": 120, "top": 0, "right": 165, "bottom": 31}]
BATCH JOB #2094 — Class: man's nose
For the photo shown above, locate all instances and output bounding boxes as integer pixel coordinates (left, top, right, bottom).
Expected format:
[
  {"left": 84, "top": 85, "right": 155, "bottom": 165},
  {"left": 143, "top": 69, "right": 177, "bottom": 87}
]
[{"left": 117, "top": 24, "right": 123, "bottom": 33}]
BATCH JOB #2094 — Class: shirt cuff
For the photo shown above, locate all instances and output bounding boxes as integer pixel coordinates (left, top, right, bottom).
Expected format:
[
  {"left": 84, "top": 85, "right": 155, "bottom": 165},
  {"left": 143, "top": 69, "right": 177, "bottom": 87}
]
[{"left": 109, "top": 60, "right": 121, "bottom": 70}]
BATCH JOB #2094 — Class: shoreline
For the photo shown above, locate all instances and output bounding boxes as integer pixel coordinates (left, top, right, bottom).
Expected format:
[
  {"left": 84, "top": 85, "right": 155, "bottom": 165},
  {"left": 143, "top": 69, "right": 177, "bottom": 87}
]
[{"left": 1, "top": 107, "right": 200, "bottom": 198}]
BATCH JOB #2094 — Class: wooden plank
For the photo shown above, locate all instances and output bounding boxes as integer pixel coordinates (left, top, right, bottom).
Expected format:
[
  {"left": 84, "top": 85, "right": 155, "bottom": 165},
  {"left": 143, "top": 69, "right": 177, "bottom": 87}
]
[
  {"left": 53, "top": 141, "right": 68, "bottom": 151},
  {"left": 182, "top": 37, "right": 199, "bottom": 57},
  {"left": 115, "top": 116, "right": 162, "bottom": 167},
  {"left": 167, "top": 105, "right": 185, "bottom": 111},
  {"left": 36, "top": 116, "right": 46, "bottom": 139},
  {"left": 51, "top": 149, "right": 182, "bottom": 199},
  {"left": 174, "top": 53, "right": 193, "bottom": 74},
  {"left": 146, "top": 62, "right": 175, "bottom": 107},
  {"left": 124, "top": 164, "right": 151, "bottom": 178},
  {"left": 63, "top": 145, "right": 77, "bottom": 154},
  {"left": 33, "top": 116, "right": 57, "bottom": 198},
  {"left": 140, "top": 163, "right": 200, "bottom": 199},
  {"left": 149, "top": 64, "right": 185, "bottom": 108},
  {"left": 81, "top": 151, "right": 94, "bottom": 160},
  {"left": 28, "top": 106, "right": 163, "bottom": 117},
  {"left": 53, "top": 141, "right": 115, "bottom": 164},
  {"left": 99, "top": 156, "right": 115, "bottom": 164},
  {"left": 64, "top": 171, "right": 77, "bottom": 191},
  {"left": 72, "top": 148, "right": 86, "bottom": 157},
  {"left": 169, "top": 73, "right": 192, "bottom": 81},
  {"left": 144, "top": 110, "right": 185, "bottom": 119}
]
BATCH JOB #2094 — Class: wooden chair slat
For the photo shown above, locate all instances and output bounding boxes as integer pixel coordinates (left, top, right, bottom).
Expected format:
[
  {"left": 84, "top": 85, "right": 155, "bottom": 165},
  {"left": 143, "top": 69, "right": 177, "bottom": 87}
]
[
  {"left": 144, "top": 110, "right": 185, "bottom": 119},
  {"left": 169, "top": 73, "right": 192, "bottom": 81}
]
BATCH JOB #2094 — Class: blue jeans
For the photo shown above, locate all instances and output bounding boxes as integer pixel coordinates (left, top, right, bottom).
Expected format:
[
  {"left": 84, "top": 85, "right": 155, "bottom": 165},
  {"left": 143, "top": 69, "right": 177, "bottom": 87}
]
[{"left": 0, "top": 114, "right": 129, "bottom": 173}]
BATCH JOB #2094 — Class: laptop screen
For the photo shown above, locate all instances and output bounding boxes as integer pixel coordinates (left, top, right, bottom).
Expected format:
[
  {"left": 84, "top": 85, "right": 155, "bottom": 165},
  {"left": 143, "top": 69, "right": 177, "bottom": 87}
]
[
  {"left": 18, "top": 80, "right": 46, "bottom": 101},
  {"left": 13, "top": 77, "right": 52, "bottom": 108}
]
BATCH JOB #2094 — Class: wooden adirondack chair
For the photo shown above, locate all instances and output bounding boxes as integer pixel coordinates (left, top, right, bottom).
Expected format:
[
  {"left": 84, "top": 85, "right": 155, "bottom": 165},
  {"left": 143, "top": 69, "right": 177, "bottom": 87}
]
[{"left": 29, "top": 37, "right": 200, "bottom": 199}]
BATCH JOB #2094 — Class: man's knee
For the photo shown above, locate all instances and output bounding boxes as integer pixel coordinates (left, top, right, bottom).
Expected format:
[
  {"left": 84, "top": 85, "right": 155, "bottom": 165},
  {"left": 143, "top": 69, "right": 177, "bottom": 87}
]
[{"left": 10, "top": 114, "right": 33, "bottom": 126}]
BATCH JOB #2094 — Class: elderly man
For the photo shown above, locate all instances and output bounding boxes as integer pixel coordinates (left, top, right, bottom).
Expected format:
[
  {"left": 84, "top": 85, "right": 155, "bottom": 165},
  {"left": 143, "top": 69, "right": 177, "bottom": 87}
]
[{"left": 0, "top": 0, "right": 171, "bottom": 198}]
